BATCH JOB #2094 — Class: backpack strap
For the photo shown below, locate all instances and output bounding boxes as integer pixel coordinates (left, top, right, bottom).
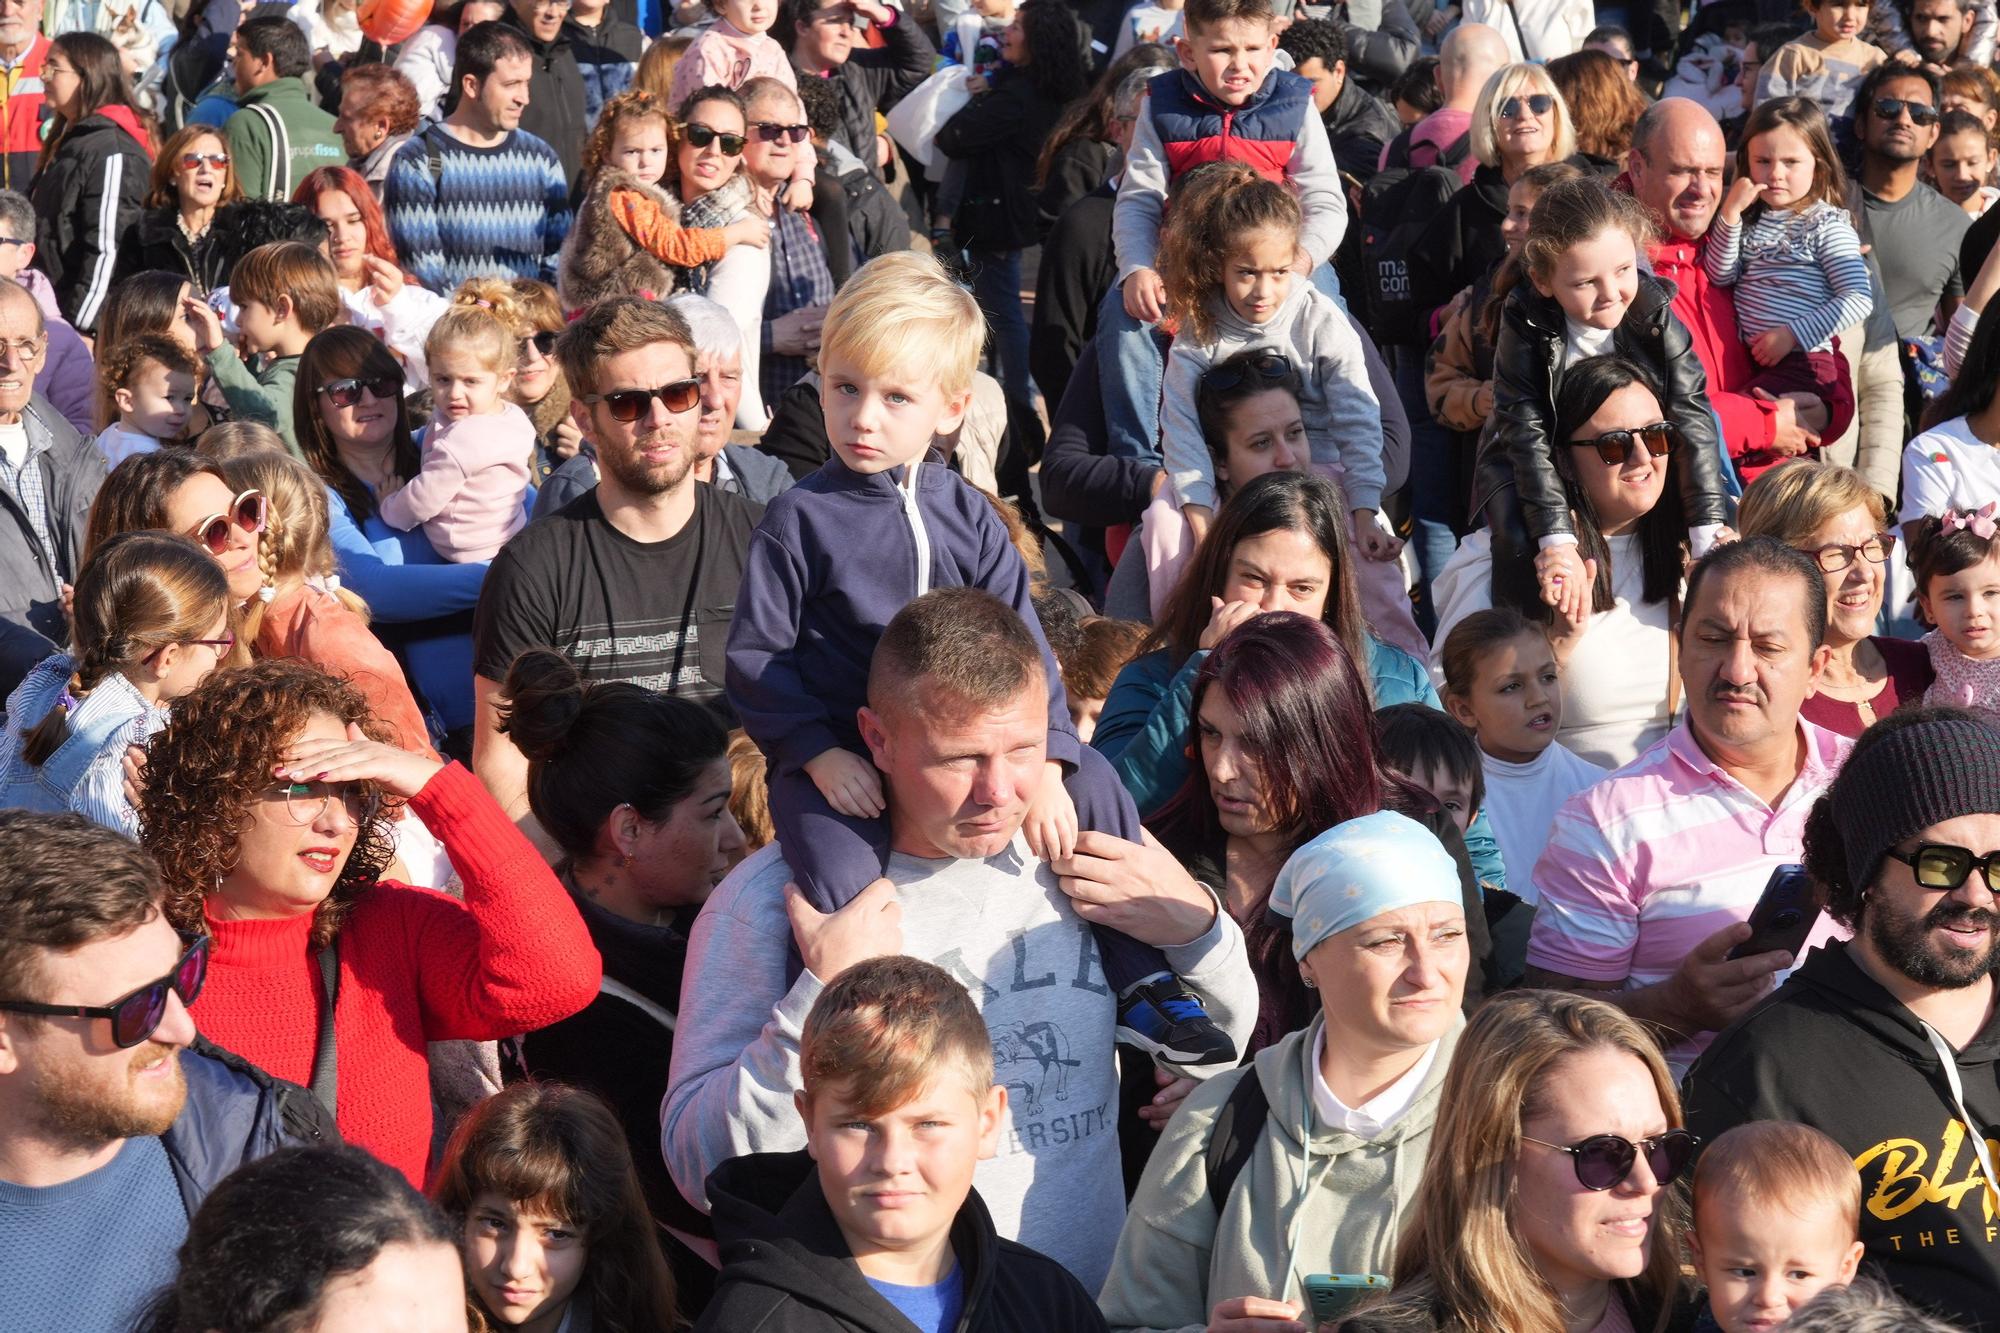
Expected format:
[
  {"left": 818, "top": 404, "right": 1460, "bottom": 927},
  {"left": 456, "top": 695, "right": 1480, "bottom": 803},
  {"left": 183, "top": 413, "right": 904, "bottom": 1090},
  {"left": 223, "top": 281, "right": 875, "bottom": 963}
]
[
  {"left": 1203, "top": 1067, "right": 1271, "bottom": 1214},
  {"left": 599, "top": 976, "right": 676, "bottom": 1032},
  {"left": 308, "top": 939, "right": 338, "bottom": 1117},
  {"left": 246, "top": 100, "right": 288, "bottom": 201},
  {"left": 1500, "top": 0, "right": 1533, "bottom": 60}
]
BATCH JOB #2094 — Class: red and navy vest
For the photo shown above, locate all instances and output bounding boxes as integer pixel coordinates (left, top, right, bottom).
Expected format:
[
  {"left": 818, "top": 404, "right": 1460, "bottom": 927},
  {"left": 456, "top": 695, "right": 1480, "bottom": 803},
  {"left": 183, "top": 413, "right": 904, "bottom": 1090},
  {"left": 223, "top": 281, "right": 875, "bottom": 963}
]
[{"left": 1145, "top": 65, "right": 1313, "bottom": 185}]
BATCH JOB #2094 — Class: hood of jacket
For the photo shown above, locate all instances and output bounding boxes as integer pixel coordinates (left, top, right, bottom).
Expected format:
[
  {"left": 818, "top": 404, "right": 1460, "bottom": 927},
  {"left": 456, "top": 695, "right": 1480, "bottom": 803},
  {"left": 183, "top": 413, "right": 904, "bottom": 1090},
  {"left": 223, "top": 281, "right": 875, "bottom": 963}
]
[
  {"left": 82, "top": 103, "right": 150, "bottom": 155},
  {"left": 1786, "top": 939, "right": 2000, "bottom": 1066},
  {"left": 1237, "top": 1011, "right": 1462, "bottom": 1292},
  {"left": 502, "top": 7, "right": 573, "bottom": 56},
  {"left": 706, "top": 1150, "right": 1004, "bottom": 1327},
  {"left": 164, "top": 1040, "right": 331, "bottom": 1216}
]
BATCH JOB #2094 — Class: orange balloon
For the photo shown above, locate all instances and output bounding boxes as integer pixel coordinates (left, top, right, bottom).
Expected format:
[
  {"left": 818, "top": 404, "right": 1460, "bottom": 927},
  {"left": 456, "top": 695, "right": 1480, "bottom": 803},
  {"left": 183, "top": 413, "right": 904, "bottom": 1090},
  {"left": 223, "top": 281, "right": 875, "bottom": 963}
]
[{"left": 360, "top": 0, "right": 432, "bottom": 44}]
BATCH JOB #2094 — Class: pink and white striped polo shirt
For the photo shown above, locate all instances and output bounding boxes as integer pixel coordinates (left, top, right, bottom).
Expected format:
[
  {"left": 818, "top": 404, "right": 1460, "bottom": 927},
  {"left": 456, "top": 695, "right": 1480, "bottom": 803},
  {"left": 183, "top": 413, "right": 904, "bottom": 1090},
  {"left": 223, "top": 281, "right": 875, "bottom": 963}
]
[{"left": 1526, "top": 718, "right": 1852, "bottom": 1070}]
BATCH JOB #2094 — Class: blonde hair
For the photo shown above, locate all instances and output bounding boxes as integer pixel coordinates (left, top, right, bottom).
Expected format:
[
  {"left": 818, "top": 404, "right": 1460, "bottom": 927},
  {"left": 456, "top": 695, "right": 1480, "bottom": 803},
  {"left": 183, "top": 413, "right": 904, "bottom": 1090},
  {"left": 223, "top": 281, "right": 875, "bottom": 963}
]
[
  {"left": 1362, "top": 991, "right": 1688, "bottom": 1333},
  {"left": 1468, "top": 64, "right": 1578, "bottom": 170},
  {"left": 424, "top": 303, "right": 516, "bottom": 377},
  {"left": 21, "top": 531, "right": 233, "bottom": 767},
  {"left": 725, "top": 729, "right": 772, "bottom": 853},
  {"left": 195, "top": 420, "right": 290, "bottom": 461},
  {"left": 800, "top": 955, "right": 994, "bottom": 1117},
  {"left": 215, "top": 450, "right": 370, "bottom": 648},
  {"left": 453, "top": 276, "right": 563, "bottom": 338},
  {"left": 1519, "top": 174, "right": 1655, "bottom": 288},
  {"left": 633, "top": 34, "right": 691, "bottom": 105},
  {"left": 1736, "top": 459, "right": 1888, "bottom": 548},
  {"left": 229, "top": 241, "right": 342, "bottom": 333},
  {"left": 819, "top": 251, "right": 986, "bottom": 398},
  {"left": 1692, "top": 1121, "right": 1861, "bottom": 1237}
]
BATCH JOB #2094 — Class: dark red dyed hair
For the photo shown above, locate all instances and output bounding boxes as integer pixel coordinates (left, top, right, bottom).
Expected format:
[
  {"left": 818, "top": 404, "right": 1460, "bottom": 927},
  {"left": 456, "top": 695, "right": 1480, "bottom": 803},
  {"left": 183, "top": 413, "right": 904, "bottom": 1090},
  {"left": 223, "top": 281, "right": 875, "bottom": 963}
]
[{"left": 1151, "top": 611, "right": 1429, "bottom": 1035}]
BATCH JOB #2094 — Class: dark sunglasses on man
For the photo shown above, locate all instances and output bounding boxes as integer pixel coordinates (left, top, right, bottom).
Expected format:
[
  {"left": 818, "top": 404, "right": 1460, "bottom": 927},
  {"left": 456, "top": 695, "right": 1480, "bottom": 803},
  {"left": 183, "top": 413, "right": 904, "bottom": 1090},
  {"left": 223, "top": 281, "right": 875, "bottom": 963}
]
[
  {"left": 751, "top": 121, "right": 811, "bottom": 144},
  {"left": 579, "top": 377, "right": 703, "bottom": 423},
  {"left": 0, "top": 933, "right": 208, "bottom": 1048},
  {"left": 1885, "top": 843, "right": 2000, "bottom": 894},
  {"left": 1872, "top": 96, "right": 1940, "bottom": 126}
]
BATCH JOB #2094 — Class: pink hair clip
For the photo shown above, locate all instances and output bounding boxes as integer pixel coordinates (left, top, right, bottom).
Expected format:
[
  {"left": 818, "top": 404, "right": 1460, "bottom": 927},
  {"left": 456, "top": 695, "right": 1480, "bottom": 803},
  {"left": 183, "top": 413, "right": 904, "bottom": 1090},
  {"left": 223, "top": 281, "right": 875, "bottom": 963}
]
[{"left": 1942, "top": 501, "right": 1999, "bottom": 541}]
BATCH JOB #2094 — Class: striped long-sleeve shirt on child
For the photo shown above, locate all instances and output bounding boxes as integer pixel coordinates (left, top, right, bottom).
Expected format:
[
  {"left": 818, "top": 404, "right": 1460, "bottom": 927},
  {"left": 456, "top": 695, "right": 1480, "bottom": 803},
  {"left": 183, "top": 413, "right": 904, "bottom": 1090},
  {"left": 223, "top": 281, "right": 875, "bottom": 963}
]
[{"left": 1702, "top": 201, "right": 1873, "bottom": 351}]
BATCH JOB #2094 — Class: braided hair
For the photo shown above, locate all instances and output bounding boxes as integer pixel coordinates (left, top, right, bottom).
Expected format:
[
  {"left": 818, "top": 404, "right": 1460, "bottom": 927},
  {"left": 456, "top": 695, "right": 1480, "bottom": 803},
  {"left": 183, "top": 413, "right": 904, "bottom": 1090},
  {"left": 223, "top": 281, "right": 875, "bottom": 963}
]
[{"left": 21, "top": 531, "right": 232, "bottom": 766}]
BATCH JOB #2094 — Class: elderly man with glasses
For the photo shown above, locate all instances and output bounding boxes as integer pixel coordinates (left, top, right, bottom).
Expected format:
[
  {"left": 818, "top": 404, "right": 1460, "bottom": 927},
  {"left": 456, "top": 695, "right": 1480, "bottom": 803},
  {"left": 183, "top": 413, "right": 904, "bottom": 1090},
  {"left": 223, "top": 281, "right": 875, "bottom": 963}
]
[
  {"left": 0, "top": 811, "right": 325, "bottom": 1333},
  {"left": 0, "top": 281, "right": 100, "bottom": 671}
]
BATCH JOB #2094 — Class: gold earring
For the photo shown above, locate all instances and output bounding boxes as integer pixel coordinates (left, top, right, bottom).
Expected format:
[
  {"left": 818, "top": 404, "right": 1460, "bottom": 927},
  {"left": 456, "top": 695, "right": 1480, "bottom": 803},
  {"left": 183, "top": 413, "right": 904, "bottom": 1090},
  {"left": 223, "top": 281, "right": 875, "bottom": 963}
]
[{"left": 621, "top": 851, "right": 634, "bottom": 868}]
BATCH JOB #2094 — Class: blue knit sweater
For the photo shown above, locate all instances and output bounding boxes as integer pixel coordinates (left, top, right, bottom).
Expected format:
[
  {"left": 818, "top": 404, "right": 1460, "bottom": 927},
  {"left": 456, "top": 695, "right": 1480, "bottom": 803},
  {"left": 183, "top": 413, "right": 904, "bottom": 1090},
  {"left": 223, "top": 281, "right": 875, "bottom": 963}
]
[
  {"left": 384, "top": 123, "right": 572, "bottom": 294},
  {"left": 0, "top": 1135, "right": 187, "bottom": 1331}
]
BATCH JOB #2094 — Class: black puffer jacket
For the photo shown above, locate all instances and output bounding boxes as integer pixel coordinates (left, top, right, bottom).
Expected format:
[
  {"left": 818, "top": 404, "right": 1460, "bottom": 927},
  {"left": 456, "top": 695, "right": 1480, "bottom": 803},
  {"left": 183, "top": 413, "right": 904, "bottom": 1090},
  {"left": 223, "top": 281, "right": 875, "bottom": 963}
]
[
  {"left": 936, "top": 66, "right": 1068, "bottom": 253},
  {"left": 1407, "top": 159, "right": 1510, "bottom": 329},
  {"left": 113, "top": 205, "right": 201, "bottom": 288},
  {"left": 1474, "top": 271, "right": 1729, "bottom": 546},
  {"left": 819, "top": 12, "right": 936, "bottom": 174},
  {"left": 28, "top": 110, "right": 150, "bottom": 335},
  {"left": 502, "top": 11, "right": 587, "bottom": 186}
]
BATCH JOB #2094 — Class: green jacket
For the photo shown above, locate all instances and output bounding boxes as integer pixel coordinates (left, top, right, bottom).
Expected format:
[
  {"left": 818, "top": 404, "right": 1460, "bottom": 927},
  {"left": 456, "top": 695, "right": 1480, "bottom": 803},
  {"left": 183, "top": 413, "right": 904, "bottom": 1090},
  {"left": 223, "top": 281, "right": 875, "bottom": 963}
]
[
  {"left": 223, "top": 77, "right": 344, "bottom": 202},
  {"left": 207, "top": 346, "right": 302, "bottom": 458},
  {"left": 1098, "top": 1012, "right": 1463, "bottom": 1332}
]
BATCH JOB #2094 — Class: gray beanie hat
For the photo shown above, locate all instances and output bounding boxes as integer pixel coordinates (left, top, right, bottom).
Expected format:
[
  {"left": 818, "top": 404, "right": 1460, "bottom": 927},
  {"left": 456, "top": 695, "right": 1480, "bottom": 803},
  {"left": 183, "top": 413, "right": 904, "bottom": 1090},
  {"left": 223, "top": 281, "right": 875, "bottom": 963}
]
[{"left": 1831, "top": 711, "right": 2000, "bottom": 891}]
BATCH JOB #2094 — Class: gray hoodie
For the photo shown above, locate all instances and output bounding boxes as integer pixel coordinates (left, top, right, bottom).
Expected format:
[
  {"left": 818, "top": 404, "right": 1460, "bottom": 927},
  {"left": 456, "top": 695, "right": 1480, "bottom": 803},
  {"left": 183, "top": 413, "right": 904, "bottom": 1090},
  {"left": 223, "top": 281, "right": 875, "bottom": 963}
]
[
  {"left": 663, "top": 834, "right": 1260, "bottom": 1294},
  {"left": 1097, "top": 1011, "right": 1462, "bottom": 1332}
]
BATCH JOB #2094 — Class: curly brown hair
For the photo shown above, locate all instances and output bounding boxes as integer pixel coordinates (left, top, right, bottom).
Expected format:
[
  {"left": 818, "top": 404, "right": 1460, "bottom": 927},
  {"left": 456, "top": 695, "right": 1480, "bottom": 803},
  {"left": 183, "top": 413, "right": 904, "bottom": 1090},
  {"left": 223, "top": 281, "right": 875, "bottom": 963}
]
[
  {"left": 139, "top": 660, "right": 400, "bottom": 948},
  {"left": 1156, "top": 160, "right": 1301, "bottom": 346}
]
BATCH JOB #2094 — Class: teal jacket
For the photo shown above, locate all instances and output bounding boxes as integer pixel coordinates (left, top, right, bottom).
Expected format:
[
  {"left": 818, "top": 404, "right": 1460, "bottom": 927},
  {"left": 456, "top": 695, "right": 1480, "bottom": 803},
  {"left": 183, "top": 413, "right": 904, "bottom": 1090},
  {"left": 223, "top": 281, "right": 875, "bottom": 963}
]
[{"left": 1094, "top": 638, "right": 1508, "bottom": 891}]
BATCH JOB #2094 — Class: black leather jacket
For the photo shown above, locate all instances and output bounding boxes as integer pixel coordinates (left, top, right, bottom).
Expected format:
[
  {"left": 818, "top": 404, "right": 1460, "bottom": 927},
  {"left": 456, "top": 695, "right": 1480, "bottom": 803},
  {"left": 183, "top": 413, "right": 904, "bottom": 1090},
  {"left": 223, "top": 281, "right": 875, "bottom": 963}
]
[{"left": 1474, "top": 270, "right": 1729, "bottom": 541}]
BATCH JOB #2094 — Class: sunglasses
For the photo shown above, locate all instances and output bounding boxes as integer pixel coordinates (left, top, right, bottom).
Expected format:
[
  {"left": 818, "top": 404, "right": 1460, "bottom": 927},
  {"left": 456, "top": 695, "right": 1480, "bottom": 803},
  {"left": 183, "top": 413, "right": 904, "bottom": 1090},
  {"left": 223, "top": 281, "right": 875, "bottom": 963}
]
[
  {"left": 0, "top": 933, "right": 208, "bottom": 1048},
  {"left": 1885, "top": 843, "right": 2000, "bottom": 893},
  {"left": 1524, "top": 1128, "right": 1698, "bottom": 1191},
  {"left": 267, "top": 779, "right": 384, "bottom": 828},
  {"left": 1500, "top": 93, "right": 1555, "bottom": 119},
  {"left": 179, "top": 151, "right": 228, "bottom": 170},
  {"left": 752, "top": 121, "right": 811, "bottom": 144},
  {"left": 683, "top": 122, "right": 747, "bottom": 155},
  {"left": 1873, "top": 96, "right": 1940, "bottom": 126},
  {"left": 317, "top": 374, "right": 401, "bottom": 409},
  {"left": 1801, "top": 533, "right": 1895, "bottom": 574},
  {"left": 520, "top": 329, "right": 559, "bottom": 360},
  {"left": 579, "top": 377, "right": 703, "bottom": 422},
  {"left": 187, "top": 489, "right": 267, "bottom": 555},
  {"left": 1568, "top": 421, "right": 1680, "bottom": 466},
  {"left": 1201, "top": 348, "right": 1295, "bottom": 394}
]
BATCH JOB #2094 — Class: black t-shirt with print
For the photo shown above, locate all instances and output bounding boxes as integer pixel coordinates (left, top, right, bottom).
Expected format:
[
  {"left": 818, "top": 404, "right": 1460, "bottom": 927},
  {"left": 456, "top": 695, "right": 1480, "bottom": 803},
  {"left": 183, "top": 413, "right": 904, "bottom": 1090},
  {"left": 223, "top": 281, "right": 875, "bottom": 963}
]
[{"left": 473, "top": 484, "right": 761, "bottom": 722}]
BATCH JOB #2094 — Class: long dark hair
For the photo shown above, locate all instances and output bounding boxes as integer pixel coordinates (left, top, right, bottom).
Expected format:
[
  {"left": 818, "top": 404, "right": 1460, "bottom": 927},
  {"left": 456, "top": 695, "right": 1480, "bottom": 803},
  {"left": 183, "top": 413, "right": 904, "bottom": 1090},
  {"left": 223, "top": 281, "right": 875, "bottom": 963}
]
[
  {"left": 1013, "top": 0, "right": 1092, "bottom": 103},
  {"left": 1150, "top": 613, "right": 1430, "bottom": 1034},
  {"left": 1033, "top": 41, "right": 1172, "bottom": 188},
  {"left": 1148, "top": 471, "right": 1371, "bottom": 681},
  {"left": 39, "top": 32, "right": 147, "bottom": 176},
  {"left": 1499, "top": 355, "right": 1685, "bottom": 616},
  {"left": 82, "top": 448, "right": 230, "bottom": 559},
  {"left": 498, "top": 648, "right": 730, "bottom": 864},
  {"left": 294, "top": 326, "right": 421, "bottom": 521},
  {"left": 434, "top": 1083, "right": 679, "bottom": 1333},
  {"left": 135, "top": 1146, "right": 454, "bottom": 1333}
]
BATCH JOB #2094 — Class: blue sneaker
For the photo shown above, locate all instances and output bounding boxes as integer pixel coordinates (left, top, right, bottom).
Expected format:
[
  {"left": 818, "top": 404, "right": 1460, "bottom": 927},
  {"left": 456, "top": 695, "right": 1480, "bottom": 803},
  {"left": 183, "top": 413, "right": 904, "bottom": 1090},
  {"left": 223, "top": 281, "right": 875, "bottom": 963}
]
[{"left": 1116, "top": 977, "right": 1236, "bottom": 1066}]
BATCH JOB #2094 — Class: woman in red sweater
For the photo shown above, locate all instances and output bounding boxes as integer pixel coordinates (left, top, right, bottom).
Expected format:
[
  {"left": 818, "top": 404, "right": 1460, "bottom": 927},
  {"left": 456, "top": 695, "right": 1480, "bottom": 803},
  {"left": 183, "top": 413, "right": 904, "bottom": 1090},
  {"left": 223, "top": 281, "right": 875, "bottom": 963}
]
[{"left": 136, "top": 659, "right": 601, "bottom": 1185}]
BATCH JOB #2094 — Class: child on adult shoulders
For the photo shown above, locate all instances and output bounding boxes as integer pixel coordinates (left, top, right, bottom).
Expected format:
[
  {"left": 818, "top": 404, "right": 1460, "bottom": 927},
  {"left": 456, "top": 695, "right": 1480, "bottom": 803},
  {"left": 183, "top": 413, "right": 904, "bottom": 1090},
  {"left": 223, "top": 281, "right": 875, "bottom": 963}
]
[
  {"left": 725, "top": 250, "right": 1235, "bottom": 1069},
  {"left": 377, "top": 303, "right": 531, "bottom": 563},
  {"left": 1910, "top": 505, "right": 2000, "bottom": 719}
]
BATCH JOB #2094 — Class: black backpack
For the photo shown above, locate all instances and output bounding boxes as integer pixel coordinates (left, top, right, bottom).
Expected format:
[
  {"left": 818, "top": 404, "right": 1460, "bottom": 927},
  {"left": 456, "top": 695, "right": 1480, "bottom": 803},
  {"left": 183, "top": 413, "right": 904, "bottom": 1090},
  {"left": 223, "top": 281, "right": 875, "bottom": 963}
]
[
  {"left": 1202, "top": 1067, "right": 1271, "bottom": 1213},
  {"left": 1357, "top": 127, "right": 1471, "bottom": 347}
]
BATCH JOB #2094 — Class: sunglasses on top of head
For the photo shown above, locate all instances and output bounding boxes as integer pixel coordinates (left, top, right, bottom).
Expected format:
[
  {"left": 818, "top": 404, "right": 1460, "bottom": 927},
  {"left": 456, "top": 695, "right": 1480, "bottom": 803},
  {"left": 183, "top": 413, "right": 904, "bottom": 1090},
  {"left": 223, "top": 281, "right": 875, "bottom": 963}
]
[
  {"left": 1499, "top": 93, "right": 1555, "bottom": 119},
  {"left": 579, "top": 377, "right": 703, "bottom": 422},
  {"left": 1523, "top": 1128, "right": 1699, "bottom": 1191},
  {"left": 187, "top": 488, "right": 267, "bottom": 554},
  {"left": 0, "top": 933, "right": 208, "bottom": 1048},
  {"left": 317, "top": 374, "right": 401, "bottom": 409},
  {"left": 683, "top": 123, "right": 746, "bottom": 155}
]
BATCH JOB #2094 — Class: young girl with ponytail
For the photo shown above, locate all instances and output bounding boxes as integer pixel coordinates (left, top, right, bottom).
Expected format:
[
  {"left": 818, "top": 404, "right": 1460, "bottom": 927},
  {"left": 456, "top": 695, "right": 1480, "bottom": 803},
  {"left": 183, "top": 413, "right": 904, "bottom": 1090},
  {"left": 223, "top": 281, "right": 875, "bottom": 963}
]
[
  {"left": 0, "top": 530, "right": 233, "bottom": 832},
  {"left": 209, "top": 446, "right": 439, "bottom": 760}
]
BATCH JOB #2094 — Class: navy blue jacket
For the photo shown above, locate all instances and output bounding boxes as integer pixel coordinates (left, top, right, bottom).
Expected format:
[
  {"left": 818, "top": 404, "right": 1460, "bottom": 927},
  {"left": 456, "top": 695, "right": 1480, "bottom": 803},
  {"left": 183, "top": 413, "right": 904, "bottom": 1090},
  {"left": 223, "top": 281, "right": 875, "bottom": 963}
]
[
  {"left": 724, "top": 453, "right": 1080, "bottom": 777},
  {"left": 163, "top": 1040, "right": 334, "bottom": 1215}
]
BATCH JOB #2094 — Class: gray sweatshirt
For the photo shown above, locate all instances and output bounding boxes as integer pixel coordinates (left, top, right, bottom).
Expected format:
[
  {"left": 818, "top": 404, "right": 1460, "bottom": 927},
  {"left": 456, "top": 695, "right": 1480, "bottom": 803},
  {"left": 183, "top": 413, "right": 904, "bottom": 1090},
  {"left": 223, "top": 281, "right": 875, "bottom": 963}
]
[
  {"left": 1160, "top": 280, "right": 1385, "bottom": 514},
  {"left": 663, "top": 835, "right": 1261, "bottom": 1294}
]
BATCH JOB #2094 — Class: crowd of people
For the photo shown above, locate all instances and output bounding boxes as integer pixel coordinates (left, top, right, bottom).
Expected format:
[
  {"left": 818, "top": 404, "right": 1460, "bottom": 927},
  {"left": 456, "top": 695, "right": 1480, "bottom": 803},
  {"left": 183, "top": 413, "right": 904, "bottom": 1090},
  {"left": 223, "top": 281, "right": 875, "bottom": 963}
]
[{"left": 0, "top": 0, "right": 1998, "bottom": 1327}]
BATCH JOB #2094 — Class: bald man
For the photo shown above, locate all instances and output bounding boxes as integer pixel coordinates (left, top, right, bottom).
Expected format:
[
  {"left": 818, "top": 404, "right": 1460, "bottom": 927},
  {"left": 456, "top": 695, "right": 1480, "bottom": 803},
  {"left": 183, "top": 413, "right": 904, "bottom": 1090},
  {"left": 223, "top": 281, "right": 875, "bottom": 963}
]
[
  {"left": 1626, "top": 98, "right": 1872, "bottom": 481},
  {"left": 0, "top": 277, "right": 102, "bottom": 660},
  {"left": 1382, "top": 22, "right": 1509, "bottom": 184}
]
